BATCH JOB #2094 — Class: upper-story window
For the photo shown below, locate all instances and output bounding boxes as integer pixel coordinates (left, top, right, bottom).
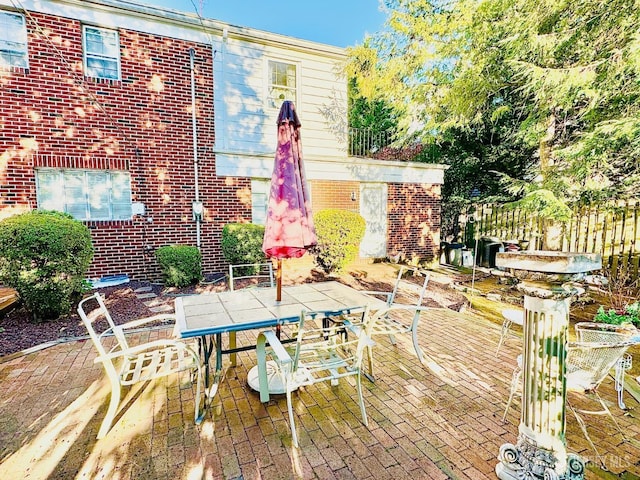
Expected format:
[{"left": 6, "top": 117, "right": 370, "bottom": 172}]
[
  {"left": 267, "top": 60, "right": 297, "bottom": 108},
  {"left": 0, "top": 11, "right": 28, "bottom": 69},
  {"left": 36, "top": 168, "right": 132, "bottom": 221},
  {"left": 83, "top": 25, "right": 120, "bottom": 80}
]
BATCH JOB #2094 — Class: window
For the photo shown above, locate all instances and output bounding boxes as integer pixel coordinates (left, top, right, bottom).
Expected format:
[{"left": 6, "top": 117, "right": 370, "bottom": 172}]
[
  {"left": 83, "top": 25, "right": 120, "bottom": 80},
  {"left": 251, "top": 179, "right": 269, "bottom": 225},
  {"left": 0, "top": 11, "right": 28, "bottom": 69},
  {"left": 267, "top": 60, "right": 297, "bottom": 108},
  {"left": 36, "top": 169, "right": 132, "bottom": 221}
]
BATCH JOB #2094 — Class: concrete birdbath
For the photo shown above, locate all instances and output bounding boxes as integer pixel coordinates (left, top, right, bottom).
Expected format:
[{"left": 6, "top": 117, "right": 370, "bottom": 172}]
[{"left": 494, "top": 251, "right": 602, "bottom": 480}]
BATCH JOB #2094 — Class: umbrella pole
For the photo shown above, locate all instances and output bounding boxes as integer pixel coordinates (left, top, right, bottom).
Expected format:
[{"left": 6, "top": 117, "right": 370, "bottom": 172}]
[{"left": 276, "top": 258, "right": 282, "bottom": 302}]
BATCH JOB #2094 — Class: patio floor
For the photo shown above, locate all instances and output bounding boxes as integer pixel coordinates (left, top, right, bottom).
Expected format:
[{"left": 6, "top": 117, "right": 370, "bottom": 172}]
[{"left": 1, "top": 303, "right": 639, "bottom": 479}]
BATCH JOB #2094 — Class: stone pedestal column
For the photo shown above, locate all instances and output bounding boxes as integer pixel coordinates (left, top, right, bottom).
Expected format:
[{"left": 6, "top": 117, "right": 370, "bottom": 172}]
[{"left": 496, "top": 285, "right": 584, "bottom": 479}]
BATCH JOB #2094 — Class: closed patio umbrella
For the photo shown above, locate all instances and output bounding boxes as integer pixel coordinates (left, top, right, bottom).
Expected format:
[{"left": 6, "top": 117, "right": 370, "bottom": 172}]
[{"left": 262, "top": 101, "right": 317, "bottom": 301}]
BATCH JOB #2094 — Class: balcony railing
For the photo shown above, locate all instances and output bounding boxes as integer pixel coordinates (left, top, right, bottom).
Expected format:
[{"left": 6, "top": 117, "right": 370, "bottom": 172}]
[
  {"left": 348, "top": 127, "right": 440, "bottom": 162},
  {"left": 348, "top": 127, "right": 395, "bottom": 158}
]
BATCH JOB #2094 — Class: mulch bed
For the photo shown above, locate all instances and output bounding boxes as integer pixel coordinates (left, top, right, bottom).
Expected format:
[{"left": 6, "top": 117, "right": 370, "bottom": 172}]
[{"left": 0, "top": 272, "right": 470, "bottom": 358}]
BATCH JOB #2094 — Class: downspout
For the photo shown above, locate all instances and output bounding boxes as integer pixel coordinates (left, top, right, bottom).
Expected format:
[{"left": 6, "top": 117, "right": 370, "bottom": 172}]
[
  {"left": 189, "top": 48, "right": 202, "bottom": 249},
  {"left": 220, "top": 27, "right": 228, "bottom": 150}
]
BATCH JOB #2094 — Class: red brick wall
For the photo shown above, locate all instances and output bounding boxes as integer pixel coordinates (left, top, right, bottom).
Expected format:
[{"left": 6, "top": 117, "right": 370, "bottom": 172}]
[
  {"left": 0, "top": 11, "right": 251, "bottom": 279},
  {"left": 310, "top": 180, "right": 360, "bottom": 213},
  {"left": 311, "top": 180, "right": 441, "bottom": 263},
  {"left": 387, "top": 183, "right": 441, "bottom": 263}
]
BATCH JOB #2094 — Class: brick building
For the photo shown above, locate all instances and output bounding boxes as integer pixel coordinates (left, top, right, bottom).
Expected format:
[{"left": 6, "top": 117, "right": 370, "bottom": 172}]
[{"left": 0, "top": 0, "right": 446, "bottom": 280}]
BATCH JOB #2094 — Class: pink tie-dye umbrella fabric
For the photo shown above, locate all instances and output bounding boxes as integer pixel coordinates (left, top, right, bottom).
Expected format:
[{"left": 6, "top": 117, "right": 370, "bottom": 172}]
[{"left": 262, "top": 101, "right": 317, "bottom": 299}]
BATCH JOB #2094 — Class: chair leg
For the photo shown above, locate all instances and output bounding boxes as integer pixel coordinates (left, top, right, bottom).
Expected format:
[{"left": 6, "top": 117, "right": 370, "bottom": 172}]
[
  {"left": 366, "top": 345, "right": 374, "bottom": 379},
  {"left": 411, "top": 326, "right": 424, "bottom": 363},
  {"left": 286, "top": 387, "right": 299, "bottom": 448},
  {"left": 496, "top": 319, "right": 512, "bottom": 355},
  {"left": 193, "top": 363, "right": 204, "bottom": 424},
  {"left": 567, "top": 403, "right": 607, "bottom": 469},
  {"left": 229, "top": 331, "right": 237, "bottom": 367},
  {"left": 594, "top": 391, "right": 626, "bottom": 439},
  {"left": 356, "top": 372, "right": 368, "bottom": 427},
  {"left": 98, "top": 377, "right": 122, "bottom": 439},
  {"left": 615, "top": 354, "right": 632, "bottom": 410},
  {"left": 502, "top": 364, "right": 522, "bottom": 422}
]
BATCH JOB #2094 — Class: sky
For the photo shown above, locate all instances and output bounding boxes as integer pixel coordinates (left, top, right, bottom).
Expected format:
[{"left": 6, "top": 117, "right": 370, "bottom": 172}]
[{"left": 142, "top": 0, "right": 387, "bottom": 48}]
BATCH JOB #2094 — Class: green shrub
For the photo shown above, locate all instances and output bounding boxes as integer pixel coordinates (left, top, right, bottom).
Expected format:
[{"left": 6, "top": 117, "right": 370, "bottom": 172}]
[
  {"left": 155, "top": 245, "right": 202, "bottom": 287},
  {"left": 0, "top": 210, "right": 94, "bottom": 321},
  {"left": 594, "top": 302, "right": 640, "bottom": 327},
  {"left": 311, "top": 209, "right": 366, "bottom": 274},
  {"left": 221, "top": 223, "right": 267, "bottom": 275}
]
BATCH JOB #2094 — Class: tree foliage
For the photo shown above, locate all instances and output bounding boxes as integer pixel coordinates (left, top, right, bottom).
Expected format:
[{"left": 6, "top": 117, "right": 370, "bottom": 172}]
[{"left": 347, "top": 0, "right": 640, "bottom": 234}]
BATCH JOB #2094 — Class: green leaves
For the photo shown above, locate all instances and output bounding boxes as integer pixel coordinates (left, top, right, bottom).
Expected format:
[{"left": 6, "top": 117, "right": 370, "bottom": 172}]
[
  {"left": 0, "top": 210, "right": 94, "bottom": 321},
  {"left": 595, "top": 302, "right": 640, "bottom": 327},
  {"left": 349, "top": 0, "right": 640, "bottom": 240}
]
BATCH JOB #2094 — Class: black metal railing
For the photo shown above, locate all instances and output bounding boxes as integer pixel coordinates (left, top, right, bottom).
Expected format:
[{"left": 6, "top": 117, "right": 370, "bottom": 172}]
[{"left": 348, "top": 127, "right": 395, "bottom": 157}]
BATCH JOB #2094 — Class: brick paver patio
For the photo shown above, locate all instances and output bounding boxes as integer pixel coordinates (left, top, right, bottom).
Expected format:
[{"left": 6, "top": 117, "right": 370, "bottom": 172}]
[{"left": 1, "top": 305, "right": 638, "bottom": 479}]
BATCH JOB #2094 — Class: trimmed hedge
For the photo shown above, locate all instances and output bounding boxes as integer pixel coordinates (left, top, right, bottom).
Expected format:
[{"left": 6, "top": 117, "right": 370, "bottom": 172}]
[
  {"left": 221, "top": 223, "right": 267, "bottom": 275},
  {"left": 0, "top": 210, "right": 94, "bottom": 321},
  {"left": 155, "top": 245, "right": 202, "bottom": 287},
  {"left": 311, "top": 209, "right": 366, "bottom": 274}
]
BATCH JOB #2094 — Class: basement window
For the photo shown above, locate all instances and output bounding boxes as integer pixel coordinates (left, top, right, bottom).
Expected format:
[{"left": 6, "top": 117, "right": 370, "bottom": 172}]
[
  {"left": 83, "top": 25, "right": 120, "bottom": 80},
  {"left": 36, "top": 168, "right": 132, "bottom": 221},
  {"left": 251, "top": 179, "right": 269, "bottom": 225},
  {"left": 0, "top": 11, "right": 28, "bottom": 69}
]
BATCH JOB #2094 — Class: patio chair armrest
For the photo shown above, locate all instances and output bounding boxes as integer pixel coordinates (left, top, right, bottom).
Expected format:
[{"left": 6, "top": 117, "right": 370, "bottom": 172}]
[
  {"left": 378, "top": 303, "right": 433, "bottom": 313},
  {"left": 361, "top": 290, "right": 393, "bottom": 303},
  {"left": 118, "top": 314, "right": 177, "bottom": 330},
  {"left": 256, "top": 330, "right": 292, "bottom": 403},
  {"left": 97, "top": 339, "right": 198, "bottom": 363},
  {"left": 257, "top": 330, "right": 292, "bottom": 364}
]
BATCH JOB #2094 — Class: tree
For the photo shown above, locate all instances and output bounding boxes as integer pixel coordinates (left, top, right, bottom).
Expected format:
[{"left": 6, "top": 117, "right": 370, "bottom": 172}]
[
  {"left": 348, "top": 76, "right": 401, "bottom": 156},
  {"left": 346, "top": 0, "right": 640, "bottom": 236}
]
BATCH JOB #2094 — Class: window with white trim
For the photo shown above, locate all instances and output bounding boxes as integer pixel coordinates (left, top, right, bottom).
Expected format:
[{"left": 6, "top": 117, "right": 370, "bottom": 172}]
[
  {"left": 0, "top": 11, "right": 28, "bottom": 69},
  {"left": 251, "top": 179, "right": 269, "bottom": 225},
  {"left": 36, "top": 169, "right": 132, "bottom": 221},
  {"left": 267, "top": 60, "right": 297, "bottom": 108},
  {"left": 83, "top": 25, "right": 120, "bottom": 80}
]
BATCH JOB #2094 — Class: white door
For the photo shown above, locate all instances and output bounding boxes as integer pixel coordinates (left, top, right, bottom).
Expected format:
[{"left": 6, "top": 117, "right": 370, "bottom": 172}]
[{"left": 359, "top": 183, "right": 387, "bottom": 258}]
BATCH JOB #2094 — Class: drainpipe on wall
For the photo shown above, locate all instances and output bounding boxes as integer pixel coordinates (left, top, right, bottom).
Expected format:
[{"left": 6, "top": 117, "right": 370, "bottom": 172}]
[
  {"left": 189, "top": 48, "right": 202, "bottom": 249},
  {"left": 220, "top": 27, "right": 228, "bottom": 151}
]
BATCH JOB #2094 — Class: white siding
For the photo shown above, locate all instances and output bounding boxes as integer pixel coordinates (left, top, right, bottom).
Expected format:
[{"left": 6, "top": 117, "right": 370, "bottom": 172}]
[{"left": 213, "top": 34, "right": 347, "bottom": 160}]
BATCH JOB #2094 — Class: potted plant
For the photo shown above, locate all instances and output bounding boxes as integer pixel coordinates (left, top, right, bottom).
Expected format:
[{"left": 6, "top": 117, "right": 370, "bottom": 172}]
[
  {"left": 594, "top": 301, "right": 640, "bottom": 327},
  {"left": 593, "top": 269, "right": 640, "bottom": 328}
]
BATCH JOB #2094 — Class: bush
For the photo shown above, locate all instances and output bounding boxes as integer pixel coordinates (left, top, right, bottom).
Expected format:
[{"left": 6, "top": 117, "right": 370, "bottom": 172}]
[
  {"left": 221, "top": 223, "right": 267, "bottom": 275},
  {"left": 311, "top": 209, "right": 366, "bottom": 274},
  {"left": 0, "top": 210, "right": 94, "bottom": 321},
  {"left": 155, "top": 245, "right": 202, "bottom": 287}
]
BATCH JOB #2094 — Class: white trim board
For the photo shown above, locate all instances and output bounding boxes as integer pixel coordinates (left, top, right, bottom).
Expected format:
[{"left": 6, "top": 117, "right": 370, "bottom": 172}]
[
  {"left": 215, "top": 153, "right": 447, "bottom": 185},
  {"left": 2, "top": 0, "right": 346, "bottom": 59}
]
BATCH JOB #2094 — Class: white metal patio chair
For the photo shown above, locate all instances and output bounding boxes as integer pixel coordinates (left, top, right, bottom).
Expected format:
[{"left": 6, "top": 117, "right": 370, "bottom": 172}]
[
  {"left": 502, "top": 328, "right": 639, "bottom": 468},
  {"left": 228, "top": 262, "right": 275, "bottom": 290},
  {"left": 256, "top": 305, "right": 372, "bottom": 447},
  {"left": 78, "top": 293, "right": 203, "bottom": 439},
  {"left": 574, "top": 322, "right": 639, "bottom": 409},
  {"left": 227, "top": 262, "right": 276, "bottom": 366},
  {"left": 362, "top": 266, "right": 431, "bottom": 376}
]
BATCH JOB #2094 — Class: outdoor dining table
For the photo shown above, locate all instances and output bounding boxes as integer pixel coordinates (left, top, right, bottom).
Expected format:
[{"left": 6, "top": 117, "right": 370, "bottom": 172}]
[{"left": 174, "top": 281, "right": 387, "bottom": 400}]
